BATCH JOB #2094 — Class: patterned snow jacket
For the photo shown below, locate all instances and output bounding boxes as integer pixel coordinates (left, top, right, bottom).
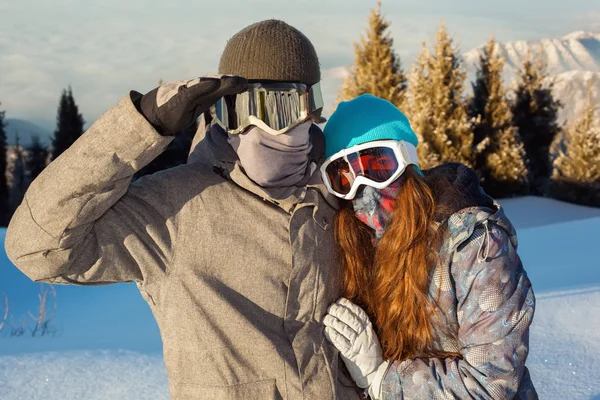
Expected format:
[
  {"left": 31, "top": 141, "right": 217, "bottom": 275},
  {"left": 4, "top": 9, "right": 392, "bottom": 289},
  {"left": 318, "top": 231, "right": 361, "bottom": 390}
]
[{"left": 381, "top": 163, "right": 537, "bottom": 400}]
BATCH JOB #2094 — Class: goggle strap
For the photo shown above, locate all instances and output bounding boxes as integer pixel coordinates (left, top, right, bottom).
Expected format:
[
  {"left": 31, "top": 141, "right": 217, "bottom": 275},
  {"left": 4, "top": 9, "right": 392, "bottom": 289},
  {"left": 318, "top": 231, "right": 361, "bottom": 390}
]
[
  {"left": 402, "top": 142, "right": 419, "bottom": 167},
  {"left": 308, "top": 82, "right": 324, "bottom": 112}
]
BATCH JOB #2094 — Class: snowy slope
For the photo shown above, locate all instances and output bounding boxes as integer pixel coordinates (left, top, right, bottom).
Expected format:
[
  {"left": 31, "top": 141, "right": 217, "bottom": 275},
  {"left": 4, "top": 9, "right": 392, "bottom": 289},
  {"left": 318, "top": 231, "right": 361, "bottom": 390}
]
[
  {"left": 553, "top": 70, "right": 600, "bottom": 124},
  {"left": 500, "top": 196, "right": 600, "bottom": 230},
  {"left": 0, "top": 197, "right": 599, "bottom": 399},
  {"left": 1, "top": 297, "right": 597, "bottom": 398},
  {"left": 464, "top": 31, "right": 600, "bottom": 124},
  {"left": 2, "top": 292, "right": 598, "bottom": 400}
]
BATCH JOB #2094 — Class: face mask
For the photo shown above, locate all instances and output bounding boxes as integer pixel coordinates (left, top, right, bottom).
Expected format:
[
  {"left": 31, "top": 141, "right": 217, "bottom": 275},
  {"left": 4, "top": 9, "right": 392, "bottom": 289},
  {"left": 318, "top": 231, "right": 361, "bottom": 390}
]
[
  {"left": 351, "top": 179, "right": 402, "bottom": 243},
  {"left": 227, "top": 120, "right": 313, "bottom": 188}
]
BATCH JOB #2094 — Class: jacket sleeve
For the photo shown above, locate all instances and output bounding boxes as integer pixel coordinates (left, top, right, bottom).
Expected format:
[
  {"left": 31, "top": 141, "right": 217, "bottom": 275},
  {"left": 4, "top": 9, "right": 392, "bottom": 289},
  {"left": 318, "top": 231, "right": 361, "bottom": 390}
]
[
  {"left": 380, "top": 223, "right": 535, "bottom": 400},
  {"left": 4, "top": 93, "right": 177, "bottom": 285}
]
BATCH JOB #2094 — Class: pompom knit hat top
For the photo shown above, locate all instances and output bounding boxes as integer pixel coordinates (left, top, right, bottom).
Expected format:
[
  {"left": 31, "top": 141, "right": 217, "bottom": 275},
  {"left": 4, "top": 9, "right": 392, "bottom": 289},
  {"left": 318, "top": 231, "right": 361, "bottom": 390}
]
[
  {"left": 323, "top": 94, "right": 419, "bottom": 159},
  {"left": 219, "top": 19, "right": 321, "bottom": 86}
]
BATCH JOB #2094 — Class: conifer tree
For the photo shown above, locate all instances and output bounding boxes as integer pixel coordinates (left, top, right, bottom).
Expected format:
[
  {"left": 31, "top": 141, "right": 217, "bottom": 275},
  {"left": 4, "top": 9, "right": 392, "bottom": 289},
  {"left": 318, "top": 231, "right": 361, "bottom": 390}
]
[
  {"left": 550, "top": 90, "right": 600, "bottom": 206},
  {"left": 9, "top": 135, "right": 27, "bottom": 214},
  {"left": 26, "top": 136, "right": 49, "bottom": 182},
  {"left": 469, "top": 37, "right": 528, "bottom": 197},
  {"left": 512, "top": 55, "right": 560, "bottom": 195},
  {"left": 406, "top": 47, "right": 438, "bottom": 169},
  {"left": 337, "top": 1, "right": 407, "bottom": 108},
  {"left": 0, "top": 104, "right": 9, "bottom": 226},
  {"left": 406, "top": 24, "right": 474, "bottom": 169},
  {"left": 52, "top": 86, "right": 85, "bottom": 161}
]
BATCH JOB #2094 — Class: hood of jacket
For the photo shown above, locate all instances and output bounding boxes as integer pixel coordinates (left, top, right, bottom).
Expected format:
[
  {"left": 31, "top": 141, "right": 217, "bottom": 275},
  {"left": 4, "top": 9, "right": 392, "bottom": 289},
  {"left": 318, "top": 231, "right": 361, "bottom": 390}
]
[
  {"left": 423, "top": 162, "right": 518, "bottom": 252},
  {"left": 187, "top": 116, "right": 338, "bottom": 212}
]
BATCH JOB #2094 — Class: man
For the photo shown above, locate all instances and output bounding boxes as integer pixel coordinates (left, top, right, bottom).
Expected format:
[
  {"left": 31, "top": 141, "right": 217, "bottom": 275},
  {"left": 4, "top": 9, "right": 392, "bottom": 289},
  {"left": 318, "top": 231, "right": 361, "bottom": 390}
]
[{"left": 5, "top": 20, "right": 360, "bottom": 399}]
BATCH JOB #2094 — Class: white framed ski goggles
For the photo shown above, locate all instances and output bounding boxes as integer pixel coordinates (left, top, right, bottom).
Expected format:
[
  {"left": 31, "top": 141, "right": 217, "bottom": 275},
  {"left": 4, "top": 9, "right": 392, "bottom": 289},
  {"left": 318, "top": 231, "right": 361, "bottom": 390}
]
[
  {"left": 321, "top": 140, "right": 419, "bottom": 200},
  {"left": 210, "top": 81, "right": 324, "bottom": 135}
]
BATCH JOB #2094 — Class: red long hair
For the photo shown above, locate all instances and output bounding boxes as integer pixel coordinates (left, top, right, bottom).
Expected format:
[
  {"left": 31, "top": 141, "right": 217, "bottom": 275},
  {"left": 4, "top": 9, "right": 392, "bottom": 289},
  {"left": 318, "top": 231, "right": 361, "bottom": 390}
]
[{"left": 335, "top": 166, "right": 460, "bottom": 361}]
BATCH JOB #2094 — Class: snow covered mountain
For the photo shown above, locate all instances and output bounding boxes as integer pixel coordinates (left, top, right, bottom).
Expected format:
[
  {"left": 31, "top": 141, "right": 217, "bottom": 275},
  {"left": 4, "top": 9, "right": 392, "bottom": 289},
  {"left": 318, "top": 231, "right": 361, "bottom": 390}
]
[
  {"left": 465, "top": 31, "right": 600, "bottom": 76},
  {"left": 464, "top": 31, "right": 600, "bottom": 124}
]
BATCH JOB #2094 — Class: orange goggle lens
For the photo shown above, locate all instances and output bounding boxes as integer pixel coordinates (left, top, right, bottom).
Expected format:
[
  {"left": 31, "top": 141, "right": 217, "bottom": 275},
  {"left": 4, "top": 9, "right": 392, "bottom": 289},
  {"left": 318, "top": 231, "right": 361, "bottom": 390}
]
[{"left": 325, "top": 147, "right": 399, "bottom": 195}]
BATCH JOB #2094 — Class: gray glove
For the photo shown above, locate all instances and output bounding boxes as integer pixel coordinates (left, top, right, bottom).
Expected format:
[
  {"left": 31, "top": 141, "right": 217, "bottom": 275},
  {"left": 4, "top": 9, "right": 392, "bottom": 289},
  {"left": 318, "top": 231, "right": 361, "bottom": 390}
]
[{"left": 134, "top": 75, "right": 247, "bottom": 136}]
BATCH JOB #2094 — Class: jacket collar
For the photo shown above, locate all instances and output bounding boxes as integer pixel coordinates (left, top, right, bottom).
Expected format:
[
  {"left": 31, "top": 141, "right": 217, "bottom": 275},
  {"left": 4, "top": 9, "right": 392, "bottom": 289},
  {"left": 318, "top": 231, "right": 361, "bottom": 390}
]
[
  {"left": 187, "top": 118, "right": 339, "bottom": 213},
  {"left": 421, "top": 163, "right": 518, "bottom": 252}
]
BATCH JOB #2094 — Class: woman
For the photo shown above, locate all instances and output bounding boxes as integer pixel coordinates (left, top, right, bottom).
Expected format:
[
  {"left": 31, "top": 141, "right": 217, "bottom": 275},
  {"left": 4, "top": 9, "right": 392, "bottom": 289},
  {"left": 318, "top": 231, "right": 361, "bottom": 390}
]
[{"left": 321, "top": 95, "right": 537, "bottom": 399}]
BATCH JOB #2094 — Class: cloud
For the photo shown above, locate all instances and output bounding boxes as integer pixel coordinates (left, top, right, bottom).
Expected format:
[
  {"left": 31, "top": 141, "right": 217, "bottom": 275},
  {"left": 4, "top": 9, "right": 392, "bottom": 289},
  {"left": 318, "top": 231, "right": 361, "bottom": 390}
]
[
  {"left": 323, "top": 66, "right": 351, "bottom": 81},
  {"left": 1, "top": 0, "right": 598, "bottom": 129},
  {"left": 575, "top": 11, "right": 600, "bottom": 32}
]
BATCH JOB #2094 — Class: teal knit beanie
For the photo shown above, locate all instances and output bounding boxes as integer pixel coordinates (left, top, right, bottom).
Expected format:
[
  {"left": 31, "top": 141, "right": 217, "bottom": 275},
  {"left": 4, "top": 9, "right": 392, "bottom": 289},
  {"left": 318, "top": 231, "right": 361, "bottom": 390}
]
[{"left": 323, "top": 94, "right": 418, "bottom": 159}]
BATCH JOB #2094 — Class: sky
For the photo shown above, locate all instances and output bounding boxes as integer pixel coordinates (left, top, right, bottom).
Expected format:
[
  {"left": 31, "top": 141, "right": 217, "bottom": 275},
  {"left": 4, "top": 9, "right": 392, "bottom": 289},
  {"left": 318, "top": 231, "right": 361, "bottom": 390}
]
[{"left": 1, "top": 0, "right": 599, "bottom": 131}]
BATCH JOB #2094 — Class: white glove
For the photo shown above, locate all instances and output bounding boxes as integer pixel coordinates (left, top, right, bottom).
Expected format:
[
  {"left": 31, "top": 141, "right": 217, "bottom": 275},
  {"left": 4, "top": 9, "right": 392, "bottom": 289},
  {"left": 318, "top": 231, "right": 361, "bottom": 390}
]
[{"left": 324, "top": 298, "right": 390, "bottom": 399}]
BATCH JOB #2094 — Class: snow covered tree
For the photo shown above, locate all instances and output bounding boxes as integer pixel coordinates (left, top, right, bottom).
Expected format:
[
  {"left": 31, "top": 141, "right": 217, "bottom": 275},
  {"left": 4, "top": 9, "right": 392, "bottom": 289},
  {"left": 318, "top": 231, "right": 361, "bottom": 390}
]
[
  {"left": 26, "top": 136, "right": 49, "bottom": 182},
  {"left": 51, "top": 86, "right": 85, "bottom": 161},
  {"left": 469, "top": 37, "right": 529, "bottom": 197},
  {"left": 406, "top": 24, "right": 474, "bottom": 169},
  {"left": 512, "top": 55, "right": 560, "bottom": 195},
  {"left": 0, "top": 104, "right": 8, "bottom": 226},
  {"left": 550, "top": 91, "right": 600, "bottom": 206},
  {"left": 337, "top": 1, "right": 407, "bottom": 109},
  {"left": 406, "top": 47, "right": 438, "bottom": 168}
]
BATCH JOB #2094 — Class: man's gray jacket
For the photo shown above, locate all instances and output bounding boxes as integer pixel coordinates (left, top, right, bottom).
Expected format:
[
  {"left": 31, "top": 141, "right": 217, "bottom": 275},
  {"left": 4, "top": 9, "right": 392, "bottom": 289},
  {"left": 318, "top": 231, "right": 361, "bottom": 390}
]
[{"left": 5, "top": 94, "right": 360, "bottom": 400}]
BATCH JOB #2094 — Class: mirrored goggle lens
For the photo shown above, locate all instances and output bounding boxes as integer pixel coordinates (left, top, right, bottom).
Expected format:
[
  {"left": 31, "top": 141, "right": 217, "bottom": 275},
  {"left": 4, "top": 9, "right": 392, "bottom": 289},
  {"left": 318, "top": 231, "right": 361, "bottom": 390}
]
[
  {"left": 213, "top": 83, "right": 323, "bottom": 133},
  {"left": 325, "top": 158, "right": 354, "bottom": 195},
  {"left": 347, "top": 147, "right": 399, "bottom": 183}
]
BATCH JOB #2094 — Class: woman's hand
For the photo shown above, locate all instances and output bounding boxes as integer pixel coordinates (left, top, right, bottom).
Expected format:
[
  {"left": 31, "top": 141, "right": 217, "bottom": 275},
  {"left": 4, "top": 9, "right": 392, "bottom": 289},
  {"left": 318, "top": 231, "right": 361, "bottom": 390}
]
[{"left": 324, "top": 298, "right": 389, "bottom": 399}]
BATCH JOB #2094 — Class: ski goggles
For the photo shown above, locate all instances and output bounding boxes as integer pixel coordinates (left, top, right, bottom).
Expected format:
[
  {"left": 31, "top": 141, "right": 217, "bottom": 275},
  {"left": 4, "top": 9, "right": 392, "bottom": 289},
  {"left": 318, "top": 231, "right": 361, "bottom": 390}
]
[
  {"left": 321, "top": 140, "right": 419, "bottom": 200},
  {"left": 210, "top": 81, "right": 324, "bottom": 135}
]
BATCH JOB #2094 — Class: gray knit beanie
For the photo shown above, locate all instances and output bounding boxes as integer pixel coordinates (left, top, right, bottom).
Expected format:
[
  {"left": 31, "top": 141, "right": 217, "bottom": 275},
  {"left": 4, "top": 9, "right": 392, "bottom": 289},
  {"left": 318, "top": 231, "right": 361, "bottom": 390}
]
[{"left": 218, "top": 19, "right": 321, "bottom": 86}]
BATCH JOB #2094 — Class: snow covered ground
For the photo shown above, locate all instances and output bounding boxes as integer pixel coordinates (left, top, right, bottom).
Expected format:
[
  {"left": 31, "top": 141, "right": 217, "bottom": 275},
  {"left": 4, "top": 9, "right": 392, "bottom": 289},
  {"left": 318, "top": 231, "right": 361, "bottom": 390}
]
[
  {"left": 0, "top": 196, "right": 599, "bottom": 399},
  {"left": 529, "top": 287, "right": 600, "bottom": 400},
  {"left": 0, "top": 351, "right": 169, "bottom": 400}
]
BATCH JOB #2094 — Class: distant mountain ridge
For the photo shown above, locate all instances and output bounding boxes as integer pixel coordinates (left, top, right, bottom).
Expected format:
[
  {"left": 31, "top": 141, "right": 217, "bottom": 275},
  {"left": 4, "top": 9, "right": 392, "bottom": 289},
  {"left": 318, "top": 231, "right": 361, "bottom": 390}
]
[
  {"left": 465, "top": 31, "right": 600, "bottom": 75},
  {"left": 3, "top": 119, "right": 51, "bottom": 147},
  {"left": 465, "top": 31, "right": 600, "bottom": 124}
]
